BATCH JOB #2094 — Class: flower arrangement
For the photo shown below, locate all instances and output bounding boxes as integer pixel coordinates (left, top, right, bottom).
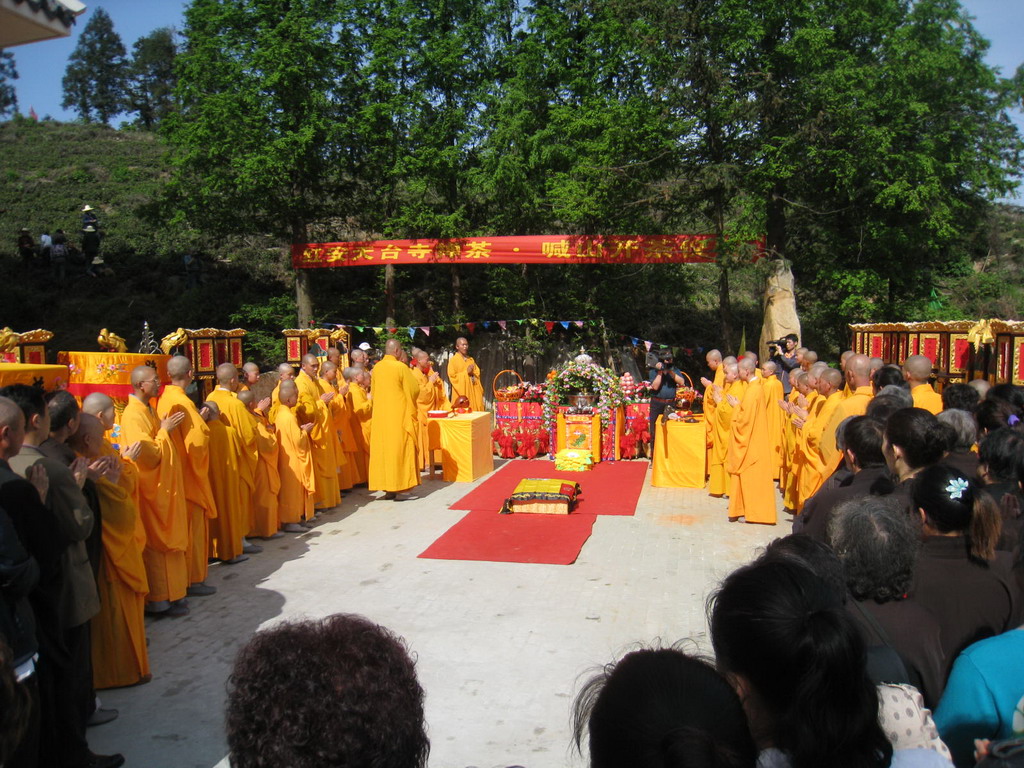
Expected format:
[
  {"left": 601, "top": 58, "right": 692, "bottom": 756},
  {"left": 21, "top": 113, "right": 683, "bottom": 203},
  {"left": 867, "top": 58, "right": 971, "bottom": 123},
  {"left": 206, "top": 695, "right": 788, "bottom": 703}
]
[
  {"left": 542, "top": 360, "right": 626, "bottom": 429},
  {"left": 619, "top": 372, "right": 654, "bottom": 404}
]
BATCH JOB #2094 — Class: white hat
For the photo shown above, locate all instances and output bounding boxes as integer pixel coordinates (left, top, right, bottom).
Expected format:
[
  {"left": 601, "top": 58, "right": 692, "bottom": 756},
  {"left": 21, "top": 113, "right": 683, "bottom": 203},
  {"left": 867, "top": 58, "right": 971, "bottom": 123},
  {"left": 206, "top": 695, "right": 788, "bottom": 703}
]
[
  {"left": 82, "top": 205, "right": 94, "bottom": 212},
  {"left": 83, "top": 225, "right": 96, "bottom": 232},
  {"left": 358, "top": 342, "right": 371, "bottom": 351}
]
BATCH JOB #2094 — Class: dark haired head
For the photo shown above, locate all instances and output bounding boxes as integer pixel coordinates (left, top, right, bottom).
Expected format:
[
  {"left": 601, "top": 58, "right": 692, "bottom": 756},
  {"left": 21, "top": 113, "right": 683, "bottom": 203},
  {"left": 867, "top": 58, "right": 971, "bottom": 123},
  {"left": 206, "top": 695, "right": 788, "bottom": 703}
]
[
  {"left": 975, "top": 399, "right": 1016, "bottom": 435},
  {"left": 843, "top": 417, "right": 886, "bottom": 468},
  {"left": 709, "top": 560, "right": 891, "bottom": 768},
  {"left": 986, "top": 384, "right": 1024, "bottom": 415},
  {"left": 941, "top": 383, "right": 979, "bottom": 414},
  {"left": 45, "top": 389, "right": 80, "bottom": 432},
  {"left": 0, "top": 384, "right": 46, "bottom": 427},
  {"left": 865, "top": 389, "right": 913, "bottom": 425},
  {"left": 911, "top": 464, "right": 1001, "bottom": 561},
  {"left": 760, "top": 535, "right": 846, "bottom": 603},
  {"left": 828, "top": 496, "right": 919, "bottom": 603},
  {"left": 884, "top": 408, "right": 947, "bottom": 473},
  {"left": 872, "top": 366, "right": 906, "bottom": 393},
  {"left": 978, "top": 427, "right": 1024, "bottom": 483},
  {"left": 226, "top": 614, "right": 429, "bottom": 768},
  {"left": 574, "top": 647, "right": 756, "bottom": 768}
]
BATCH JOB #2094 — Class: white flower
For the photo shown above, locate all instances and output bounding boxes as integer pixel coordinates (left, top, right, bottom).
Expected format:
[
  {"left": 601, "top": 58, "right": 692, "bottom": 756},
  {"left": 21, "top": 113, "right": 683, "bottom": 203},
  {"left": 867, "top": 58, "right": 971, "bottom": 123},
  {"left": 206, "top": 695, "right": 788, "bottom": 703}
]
[{"left": 945, "top": 477, "right": 969, "bottom": 500}]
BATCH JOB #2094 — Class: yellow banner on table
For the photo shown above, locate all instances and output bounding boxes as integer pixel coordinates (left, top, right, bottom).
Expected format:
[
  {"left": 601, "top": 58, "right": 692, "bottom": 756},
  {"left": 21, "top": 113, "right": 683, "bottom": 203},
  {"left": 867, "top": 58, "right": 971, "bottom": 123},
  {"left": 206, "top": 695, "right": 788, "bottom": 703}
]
[
  {"left": 59, "top": 351, "right": 173, "bottom": 414},
  {"left": 556, "top": 413, "right": 602, "bottom": 464},
  {"left": 651, "top": 415, "right": 707, "bottom": 488},
  {"left": 427, "top": 412, "right": 494, "bottom": 482},
  {"left": 0, "top": 363, "right": 70, "bottom": 391}
]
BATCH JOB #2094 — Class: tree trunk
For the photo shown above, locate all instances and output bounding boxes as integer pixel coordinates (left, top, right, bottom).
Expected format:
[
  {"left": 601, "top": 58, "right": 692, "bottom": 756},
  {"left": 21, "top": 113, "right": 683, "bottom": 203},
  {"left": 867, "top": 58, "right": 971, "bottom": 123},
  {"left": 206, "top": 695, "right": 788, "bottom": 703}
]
[
  {"left": 718, "top": 265, "right": 734, "bottom": 352},
  {"left": 385, "top": 263, "right": 396, "bottom": 327},
  {"left": 292, "top": 219, "right": 313, "bottom": 326},
  {"left": 450, "top": 264, "right": 462, "bottom": 317}
]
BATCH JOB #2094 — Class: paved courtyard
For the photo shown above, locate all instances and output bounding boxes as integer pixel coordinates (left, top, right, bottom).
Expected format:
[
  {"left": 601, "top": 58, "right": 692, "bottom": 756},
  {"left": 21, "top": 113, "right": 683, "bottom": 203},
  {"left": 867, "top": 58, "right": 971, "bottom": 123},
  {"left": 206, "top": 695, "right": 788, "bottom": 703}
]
[{"left": 88, "top": 460, "right": 784, "bottom": 768}]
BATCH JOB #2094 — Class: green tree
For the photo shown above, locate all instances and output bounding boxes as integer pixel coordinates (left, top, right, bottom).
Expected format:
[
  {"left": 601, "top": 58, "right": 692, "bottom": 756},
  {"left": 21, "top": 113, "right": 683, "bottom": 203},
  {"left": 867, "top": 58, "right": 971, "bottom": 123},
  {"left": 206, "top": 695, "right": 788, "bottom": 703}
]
[
  {"left": 165, "top": 0, "right": 365, "bottom": 325},
  {"left": 61, "top": 8, "right": 129, "bottom": 123},
  {"left": 127, "top": 27, "right": 178, "bottom": 130},
  {"left": 0, "top": 49, "right": 17, "bottom": 118}
]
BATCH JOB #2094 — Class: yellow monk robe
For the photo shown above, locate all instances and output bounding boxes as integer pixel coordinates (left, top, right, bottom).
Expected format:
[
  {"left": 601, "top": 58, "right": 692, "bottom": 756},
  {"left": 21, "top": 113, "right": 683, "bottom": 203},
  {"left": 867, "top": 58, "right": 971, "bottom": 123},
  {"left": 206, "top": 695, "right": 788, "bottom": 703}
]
[
  {"left": 349, "top": 382, "right": 372, "bottom": 483},
  {"left": 156, "top": 385, "right": 218, "bottom": 585},
  {"left": 762, "top": 375, "right": 785, "bottom": 481},
  {"left": 267, "top": 382, "right": 282, "bottom": 423},
  {"left": 119, "top": 396, "right": 188, "bottom": 603},
  {"left": 319, "top": 377, "right": 354, "bottom": 492},
  {"left": 447, "top": 352, "right": 485, "bottom": 411},
  {"left": 911, "top": 383, "right": 943, "bottom": 415},
  {"left": 797, "top": 389, "right": 844, "bottom": 508},
  {"left": 250, "top": 411, "right": 281, "bottom": 537},
  {"left": 704, "top": 365, "right": 726, "bottom": 475},
  {"left": 368, "top": 354, "right": 420, "bottom": 493},
  {"left": 208, "top": 388, "right": 258, "bottom": 534},
  {"left": 333, "top": 385, "right": 365, "bottom": 486},
  {"left": 726, "top": 378, "right": 776, "bottom": 524},
  {"left": 296, "top": 370, "right": 341, "bottom": 509},
  {"left": 709, "top": 380, "right": 746, "bottom": 496},
  {"left": 275, "top": 403, "right": 314, "bottom": 523},
  {"left": 784, "top": 390, "right": 819, "bottom": 511},
  {"left": 206, "top": 418, "right": 245, "bottom": 561},
  {"left": 411, "top": 366, "right": 451, "bottom": 470},
  {"left": 820, "top": 385, "right": 874, "bottom": 476},
  {"left": 91, "top": 468, "right": 150, "bottom": 689}
]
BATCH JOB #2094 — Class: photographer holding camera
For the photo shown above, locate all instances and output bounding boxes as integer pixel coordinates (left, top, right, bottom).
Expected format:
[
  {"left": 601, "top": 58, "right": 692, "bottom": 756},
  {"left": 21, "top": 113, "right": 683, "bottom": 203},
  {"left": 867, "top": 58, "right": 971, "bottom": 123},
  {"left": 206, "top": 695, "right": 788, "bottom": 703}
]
[
  {"left": 647, "top": 348, "right": 687, "bottom": 450},
  {"left": 768, "top": 333, "right": 800, "bottom": 394}
]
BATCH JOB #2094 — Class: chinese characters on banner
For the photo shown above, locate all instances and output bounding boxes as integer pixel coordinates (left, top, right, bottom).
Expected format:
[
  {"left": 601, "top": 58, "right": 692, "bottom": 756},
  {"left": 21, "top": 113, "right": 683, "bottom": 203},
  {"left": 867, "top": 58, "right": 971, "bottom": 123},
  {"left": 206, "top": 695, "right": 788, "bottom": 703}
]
[{"left": 292, "top": 235, "right": 765, "bottom": 268}]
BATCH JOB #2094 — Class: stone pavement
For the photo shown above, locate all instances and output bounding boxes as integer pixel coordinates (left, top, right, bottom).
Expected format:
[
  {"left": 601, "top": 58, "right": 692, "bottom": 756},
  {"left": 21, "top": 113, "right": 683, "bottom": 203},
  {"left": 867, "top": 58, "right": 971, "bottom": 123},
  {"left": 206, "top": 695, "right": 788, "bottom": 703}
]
[{"left": 88, "top": 460, "right": 785, "bottom": 768}]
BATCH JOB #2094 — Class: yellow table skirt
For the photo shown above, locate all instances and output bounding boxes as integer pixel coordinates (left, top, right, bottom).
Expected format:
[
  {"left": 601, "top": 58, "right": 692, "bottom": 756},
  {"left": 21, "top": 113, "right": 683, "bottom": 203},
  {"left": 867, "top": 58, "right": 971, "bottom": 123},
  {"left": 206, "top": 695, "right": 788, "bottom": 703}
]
[
  {"left": 651, "top": 415, "right": 706, "bottom": 488},
  {"left": 0, "top": 363, "right": 70, "bottom": 391},
  {"left": 427, "top": 412, "right": 494, "bottom": 482}
]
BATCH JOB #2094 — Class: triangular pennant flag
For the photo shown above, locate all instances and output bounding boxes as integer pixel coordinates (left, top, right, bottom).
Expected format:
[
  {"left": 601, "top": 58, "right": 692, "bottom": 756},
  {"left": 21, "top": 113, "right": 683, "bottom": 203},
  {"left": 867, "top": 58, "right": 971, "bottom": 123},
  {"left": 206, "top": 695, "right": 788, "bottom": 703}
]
[
  {"left": 466, "top": 322, "right": 476, "bottom": 334},
  {"left": 560, "top": 321, "right": 570, "bottom": 330},
  {"left": 483, "top": 321, "right": 492, "bottom": 329},
  {"left": 574, "top": 320, "right": 584, "bottom": 328},
  {"left": 420, "top": 326, "right": 431, "bottom": 337},
  {"left": 407, "top": 327, "right": 415, "bottom": 339},
  {"left": 631, "top": 337, "right": 639, "bottom": 346},
  {"left": 388, "top": 327, "right": 396, "bottom": 334},
  {"left": 545, "top": 321, "right": 555, "bottom": 334},
  {"left": 498, "top": 320, "right": 507, "bottom": 330},
  {"left": 372, "top": 327, "right": 382, "bottom": 333},
  {"left": 515, "top": 319, "right": 525, "bottom": 325},
  {"left": 355, "top": 326, "right": 364, "bottom": 332},
  {"left": 645, "top": 340, "right": 653, "bottom": 351}
]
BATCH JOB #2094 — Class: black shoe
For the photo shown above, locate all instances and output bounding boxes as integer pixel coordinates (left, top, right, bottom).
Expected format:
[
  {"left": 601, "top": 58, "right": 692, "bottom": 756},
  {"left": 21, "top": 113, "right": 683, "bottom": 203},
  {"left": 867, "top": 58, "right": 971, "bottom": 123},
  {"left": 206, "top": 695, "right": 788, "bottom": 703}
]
[
  {"left": 88, "top": 752, "right": 125, "bottom": 768},
  {"left": 187, "top": 583, "right": 217, "bottom": 597},
  {"left": 241, "top": 542, "right": 263, "bottom": 554},
  {"left": 86, "top": 707, "right": 119, "bottom": 727}
]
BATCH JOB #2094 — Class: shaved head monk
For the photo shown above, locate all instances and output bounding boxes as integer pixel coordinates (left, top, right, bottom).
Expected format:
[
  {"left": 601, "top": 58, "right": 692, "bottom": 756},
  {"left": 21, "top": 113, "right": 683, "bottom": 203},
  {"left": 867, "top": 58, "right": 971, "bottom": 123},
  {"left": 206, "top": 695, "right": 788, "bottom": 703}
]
[
  {"left": 241, "top": 362, "right": 261, "bottom": 391},
  {"left": 296, "top": 353, "right": 342, "bottom": 511},
  {"left": 369, "top": 340, "right": 420, "bottom": 499},
  {"left": 275, "top": 380, "right": 315, "bottom": 531},
  {"left": 157, "top": 356, "right": 219, "bottom": 598},
  {"left": 725, "top": 357, "right": 775, "bottom": 524},
  {"left": 447, "top": 337, "right": 484, "bottom": 411},
  {"left": 903, "top": 354, "right": 942, "bottom": 414},
  {"left": 82, "top": 392, "right": 116, "bottom": 431},
  {"left": 344, "top": 366, "right": 371, "bottom": 481},
  {"left": 819, "top": 354, "right": 875, "bottom": 473}
]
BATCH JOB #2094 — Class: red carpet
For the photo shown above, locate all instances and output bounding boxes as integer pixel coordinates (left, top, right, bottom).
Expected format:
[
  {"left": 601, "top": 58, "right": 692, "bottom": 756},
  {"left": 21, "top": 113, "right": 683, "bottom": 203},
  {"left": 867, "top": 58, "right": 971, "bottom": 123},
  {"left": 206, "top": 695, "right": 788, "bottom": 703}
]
[
  {"left": 449, "top": 459, "right": 648, "bottom": 516},
  {"left": 418, "top": 460, "right": 647, "bottom": 565},
  {"left": 418, "top": 510, "right": 596, "bottom": 565}
]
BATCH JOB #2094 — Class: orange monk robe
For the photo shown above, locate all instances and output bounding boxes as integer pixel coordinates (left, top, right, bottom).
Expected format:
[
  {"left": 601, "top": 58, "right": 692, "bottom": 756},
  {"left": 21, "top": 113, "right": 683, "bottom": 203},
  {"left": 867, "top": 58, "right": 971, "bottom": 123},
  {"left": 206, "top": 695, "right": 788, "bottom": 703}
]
[
  {"left": 762, "top": 375, "right": 785, "bottom": 480},
  {"left": 709, "top": 380, "right": 746, "bottom": 496},
  {"left": 447, "top": 353, "right": 485, "bottom": 411},
  {"left": 90, "top": 469, "right": 150, "bottom": 689},
  {"left": 349, "top": 382, "right": 372, "bottom": 483},
  {"left": 250, "top": 413, "right": 281, "bottom": 536},
  {"left": 329, "top": 381, "right": 363, "bottom": 488},
  {"left": 704, "top": 365, "right": 726, "bottom": 474},
  {"left": 368, "top": 354, "right": 420, "bottom": 493},
  {"left": 208, "top": 388, "right": 258, "bottom": 533},
  {"left": 267, "top": 383, "right": 282, "bottom": 423},
  {"left": 411, "top": 366, "right": 451, "bottom": 470},
  {"left": 156, "top": 385, "right": 218, "bottom": 585},
  {"left": 119, "top": 396, "right": 188, "bottom": 603},
  {"left": 820, "top": 385, "right": 874, "bottom": 476},
  {"left": 784, "top": 391, "right": 819, "bottom": 511},
  {"left": 726, "top": 378, "right": 776, "bottom": 524},
  {"left": 274, "top": 404, "right": 314, "bottom": 523},
  {"left": 797, "top": 390, "right": 844, "bottom": 508},
  {"left": 911, "top": 383, "right": 943, "bottom": 415},
  {"left": 319, "top": 377, "right": 354, "bottom": 492},
  {"left": 206, "top": 418, "right": 246, "bottom": 561},
  {"left": 295, "top": 370, "right": 341, "bottom": 509}
]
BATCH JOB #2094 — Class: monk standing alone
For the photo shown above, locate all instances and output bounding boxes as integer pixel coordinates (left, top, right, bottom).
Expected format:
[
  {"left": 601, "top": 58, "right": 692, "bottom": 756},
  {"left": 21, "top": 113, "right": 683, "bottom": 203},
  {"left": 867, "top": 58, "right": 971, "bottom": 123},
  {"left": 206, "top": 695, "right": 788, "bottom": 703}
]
[
  {"left": 725, "top": 358, "right": 776, "bottom": 524},
  {"left": 447, "top": 336, "right": 485, "bottom": 411},
  {"left": 369, "top": 339, "right": 419, "bottom": 499}
]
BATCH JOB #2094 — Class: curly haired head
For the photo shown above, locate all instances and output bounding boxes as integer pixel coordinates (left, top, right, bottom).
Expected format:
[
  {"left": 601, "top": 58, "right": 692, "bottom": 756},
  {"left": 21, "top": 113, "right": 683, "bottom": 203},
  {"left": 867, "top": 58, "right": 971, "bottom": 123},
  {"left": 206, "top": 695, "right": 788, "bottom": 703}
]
[{"left": 226, "top": 614, "right": 429, "bottom": 768}]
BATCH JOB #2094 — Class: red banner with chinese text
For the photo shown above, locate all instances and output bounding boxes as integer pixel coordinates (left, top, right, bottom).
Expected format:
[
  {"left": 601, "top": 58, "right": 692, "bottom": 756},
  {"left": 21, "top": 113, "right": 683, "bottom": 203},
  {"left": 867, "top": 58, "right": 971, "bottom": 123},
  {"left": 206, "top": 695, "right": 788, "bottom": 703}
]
[{"left": 293, "top": 234, "right": 763, "bottom": 268}]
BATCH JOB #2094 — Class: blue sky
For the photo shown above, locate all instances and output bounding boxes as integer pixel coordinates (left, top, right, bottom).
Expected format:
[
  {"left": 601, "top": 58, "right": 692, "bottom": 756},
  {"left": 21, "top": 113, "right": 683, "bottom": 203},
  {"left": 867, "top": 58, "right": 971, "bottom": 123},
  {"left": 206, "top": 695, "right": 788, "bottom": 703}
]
[{"left": 8, "top": 0, "right": 1024, "bottom": 198}]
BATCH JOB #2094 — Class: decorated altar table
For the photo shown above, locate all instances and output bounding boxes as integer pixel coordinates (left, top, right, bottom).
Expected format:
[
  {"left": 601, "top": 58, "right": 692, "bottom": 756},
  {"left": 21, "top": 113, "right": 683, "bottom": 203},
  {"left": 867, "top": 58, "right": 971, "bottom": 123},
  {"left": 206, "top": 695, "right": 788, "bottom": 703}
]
[
  {"left": 651, "top": 414, "right": 707, "bottom": 488},
  {"left": 428, "top": 412, "right": 494, "bottom": 482}
]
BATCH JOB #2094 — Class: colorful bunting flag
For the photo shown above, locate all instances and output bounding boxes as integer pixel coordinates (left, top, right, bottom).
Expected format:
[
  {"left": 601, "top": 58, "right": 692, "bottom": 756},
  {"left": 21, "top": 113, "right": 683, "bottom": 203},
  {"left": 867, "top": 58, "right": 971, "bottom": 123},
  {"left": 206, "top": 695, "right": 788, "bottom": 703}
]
[
  {"left": 466, "top": 322, "right": 476, "bottom": 334},
  {"left": 407, "top": 327, "right": 415, "bottom": 339},
  {"left": 498, "top": 320, "right": 507, "bottom": 330},
  {"left": 560, "top": 321, "right": 570, "bottom": 330},
  {"left": 631, "top": 337, "right": 639, "bottom": 346},
  {"left": 574, "top": 320, "right": 584, "bottom": 328},
  {"left": 645, "top": 341, "right": 653, "bottom": 351},
  {"left": 420, "top": 326, "right": 431, "bottom": 336},
  {"left": 545, "top": 321, "right": 555, "bottom": 334}
]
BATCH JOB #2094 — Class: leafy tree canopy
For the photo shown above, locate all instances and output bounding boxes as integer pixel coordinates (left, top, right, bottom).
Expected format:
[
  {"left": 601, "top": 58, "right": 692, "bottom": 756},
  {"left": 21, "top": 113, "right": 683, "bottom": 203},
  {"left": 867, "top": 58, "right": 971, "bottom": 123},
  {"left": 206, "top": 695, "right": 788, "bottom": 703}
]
[{"left": 61, "top": 7, "right": 129, "bottom": 123}]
